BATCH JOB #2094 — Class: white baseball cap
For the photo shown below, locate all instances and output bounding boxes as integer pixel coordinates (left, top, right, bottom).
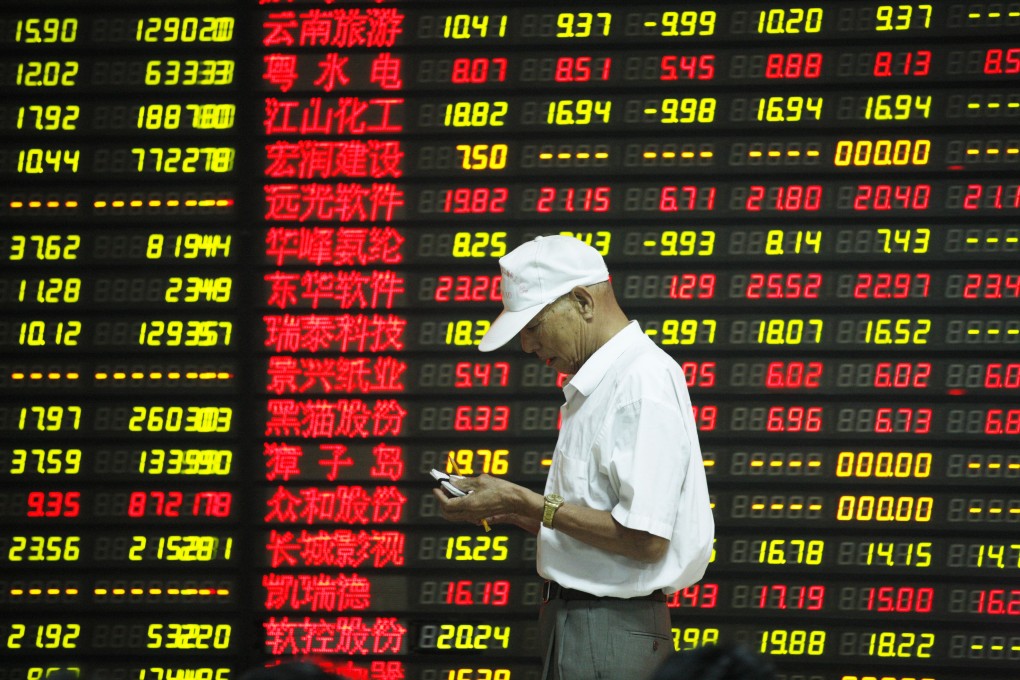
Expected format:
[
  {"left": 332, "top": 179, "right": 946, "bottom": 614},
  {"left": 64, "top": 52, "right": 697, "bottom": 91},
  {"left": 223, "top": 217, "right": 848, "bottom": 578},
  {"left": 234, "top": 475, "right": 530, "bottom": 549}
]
[{"left": 478, "top": 235, "right": 609, "bottom": 352}]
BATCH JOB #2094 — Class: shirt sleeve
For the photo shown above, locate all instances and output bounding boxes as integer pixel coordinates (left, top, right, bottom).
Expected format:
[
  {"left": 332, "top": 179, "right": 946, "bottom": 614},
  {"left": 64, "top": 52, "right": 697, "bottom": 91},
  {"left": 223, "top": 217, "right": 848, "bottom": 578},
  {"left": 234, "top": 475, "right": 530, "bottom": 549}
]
[{"left": 604, "top": 389, "right": 693, "bottom": 539}]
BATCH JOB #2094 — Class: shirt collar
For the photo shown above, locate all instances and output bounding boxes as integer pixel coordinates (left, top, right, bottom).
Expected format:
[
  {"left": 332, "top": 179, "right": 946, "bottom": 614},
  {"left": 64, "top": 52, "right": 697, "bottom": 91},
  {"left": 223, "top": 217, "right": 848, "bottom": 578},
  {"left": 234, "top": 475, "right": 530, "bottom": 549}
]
[{"left": 563, "top": 321, "right": 643, "bottom": 398}]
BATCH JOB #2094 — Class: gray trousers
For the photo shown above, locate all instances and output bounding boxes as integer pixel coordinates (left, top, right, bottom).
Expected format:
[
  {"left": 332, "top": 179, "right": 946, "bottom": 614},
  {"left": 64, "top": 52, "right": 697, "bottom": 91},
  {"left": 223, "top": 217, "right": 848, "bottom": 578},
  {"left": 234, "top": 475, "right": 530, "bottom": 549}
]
[{"left": 540, "top": 597, "right": 673, "bottom": 680}]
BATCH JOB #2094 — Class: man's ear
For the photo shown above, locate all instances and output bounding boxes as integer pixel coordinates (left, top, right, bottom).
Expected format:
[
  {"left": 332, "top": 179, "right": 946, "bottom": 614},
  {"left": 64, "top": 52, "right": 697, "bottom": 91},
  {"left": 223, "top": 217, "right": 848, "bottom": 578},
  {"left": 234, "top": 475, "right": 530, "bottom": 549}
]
[{"left": 571, "top": 285, "right": 596, "bottom": 320}]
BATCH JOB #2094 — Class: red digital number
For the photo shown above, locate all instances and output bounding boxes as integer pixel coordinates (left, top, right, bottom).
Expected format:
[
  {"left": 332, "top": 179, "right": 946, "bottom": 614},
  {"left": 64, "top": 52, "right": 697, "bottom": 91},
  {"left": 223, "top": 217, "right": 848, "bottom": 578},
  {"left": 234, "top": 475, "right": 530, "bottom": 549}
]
[
  {"left": 667, "top": 583, "right": 719, "bottom": 608},
  {"left": 963, "top": 184, "right": 1020, "bottom": 210},
  {"left": 758, "top": 584, "right": 826, "bottom": 610},
  {"left": 962, "top": 273, "right": 1020, "bottom": 299},
  {"left": 660, "top": 54, "right": 715, "bottom": 80},
  {"left": 536, "top": 186, "right": 611, "bottom": 213},
  {"left": 765, "top": 361, "right": 823, "bottom": 389},
  {"left": 453, "top": 405, "right": 510, "bottom": 432},
  {"left": 984, "top": 48, "right": 1020, "bottom": 75},
  {"left": 874, "top": 408, "right": 932, "bottom": 434},
  {"left": 668, "top": 273, "right": 716, "bottom": 300},
  {"left": 444, "top": 579, "right": 511, "bottom": 606},
  {"left": 435, "top": 275, "right": 502, "bottom": 302},
  {"left": 976, "top": 589, "right": 1020, "bottom": 615},
  {"left": 766, "top": 406, "right": 823, "bottom": 432},
  {"left": 745, "top": 185, "right": 822, "bottom": 211},
  {"left": 680, "top": 361, "right": 716, "bottom": 388},
  {"left": 764, "top": 52, "right": 823, "bottom": 78},
  {"left": 660, "top": 185, "right": 717, "bottom": 212},
  {"left": 27, "top": 491, "right": 81, "bottom": 518},
  {"left": 986, "top": 409, "right": 1020, "bottom": 435},
  {"left": 746, "top": 272, "right": 822, "bottom": 299},
  {"left": 866, "top": 586, "right": 934, "bottom": 613},
  {"left": 692, "top": 405, "right": 717, "bottom": 431},
  {"left": 454, "top": 361, "right": 511, "bottom": 388},
  {"left": 985, "top": 363, "right": 1020, "bottom": 389},
  {"left": 443, "top": 187, "right": 508, "bottom": 214},
  {"left": 873, "top": 50, "right": 931, "bottom": 77},
  {"left": 128, "top": 490, "right": 183, "bottom": 517},
  {"left": 853, "top": 272, "right": 930, "bottom": 299},
  {"left": 451, "top": 57, "right": 508, "bottom": 83},
  {"left": 554, "top": 56, "right": 612, "bottom": 82},
  {"left": 853, "top": 184, "right": 931, "bottom": 210},
  {"left": 192, "top": 491, "right": 232, "bottom": 517},
  {"left": 874, "top": 362, "right": 931, "bottom": 388}
]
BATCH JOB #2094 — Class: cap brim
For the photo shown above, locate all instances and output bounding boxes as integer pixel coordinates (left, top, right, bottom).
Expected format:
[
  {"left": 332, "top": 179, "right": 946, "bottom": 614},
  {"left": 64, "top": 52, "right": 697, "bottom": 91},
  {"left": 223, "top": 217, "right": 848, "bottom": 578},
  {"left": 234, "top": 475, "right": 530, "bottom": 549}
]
[{"left": 477, "top": 303, "right": 546, "bottom": 352}]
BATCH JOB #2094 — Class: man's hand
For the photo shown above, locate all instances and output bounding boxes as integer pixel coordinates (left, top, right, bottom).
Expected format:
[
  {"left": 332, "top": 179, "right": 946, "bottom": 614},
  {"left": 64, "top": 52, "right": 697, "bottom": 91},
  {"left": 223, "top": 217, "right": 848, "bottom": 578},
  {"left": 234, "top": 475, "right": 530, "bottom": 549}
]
[
  {"left": 433, "top": 474, "right": 544, "bottom": 534},
  {"left": 432, "top": 474, "right": 668, "bottom": 562}
]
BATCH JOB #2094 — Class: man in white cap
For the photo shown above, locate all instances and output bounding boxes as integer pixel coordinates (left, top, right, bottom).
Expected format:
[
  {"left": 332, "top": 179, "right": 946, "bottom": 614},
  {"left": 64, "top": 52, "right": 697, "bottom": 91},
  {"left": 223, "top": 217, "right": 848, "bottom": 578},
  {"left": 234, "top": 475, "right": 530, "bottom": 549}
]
[{"left": 433, "top": 234, "right": 714, "bottom": 680}]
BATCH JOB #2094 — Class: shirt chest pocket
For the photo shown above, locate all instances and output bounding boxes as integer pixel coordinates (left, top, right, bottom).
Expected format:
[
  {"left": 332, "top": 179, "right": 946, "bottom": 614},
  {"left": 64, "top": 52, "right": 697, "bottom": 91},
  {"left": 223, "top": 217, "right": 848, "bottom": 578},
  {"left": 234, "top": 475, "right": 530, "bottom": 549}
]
[{"left": 550, "top": 424, "right": 599, "bottom": 491}]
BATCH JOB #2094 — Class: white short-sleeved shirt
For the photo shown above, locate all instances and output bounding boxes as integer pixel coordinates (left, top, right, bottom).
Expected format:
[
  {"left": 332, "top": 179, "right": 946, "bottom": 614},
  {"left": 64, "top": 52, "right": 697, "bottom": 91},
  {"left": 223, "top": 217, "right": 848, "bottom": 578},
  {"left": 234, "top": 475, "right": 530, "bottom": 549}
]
[{"left": 538, "top": 321, "right": 714, "bottom": 597}]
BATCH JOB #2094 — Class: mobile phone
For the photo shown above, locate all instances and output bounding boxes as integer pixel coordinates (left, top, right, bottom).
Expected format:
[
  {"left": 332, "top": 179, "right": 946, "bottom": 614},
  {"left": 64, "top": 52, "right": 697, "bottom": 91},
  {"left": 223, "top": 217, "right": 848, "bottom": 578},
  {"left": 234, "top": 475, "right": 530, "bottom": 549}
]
[{"left": 429, "top": 468, "right": 469, "bottom": 497}]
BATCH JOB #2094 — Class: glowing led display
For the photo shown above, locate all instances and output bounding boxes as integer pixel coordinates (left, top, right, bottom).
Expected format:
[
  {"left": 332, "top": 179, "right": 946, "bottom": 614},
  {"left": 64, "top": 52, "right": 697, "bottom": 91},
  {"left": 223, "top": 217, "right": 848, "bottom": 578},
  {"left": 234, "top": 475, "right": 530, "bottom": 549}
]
[{"left": 1, "top": 2, "right": 1019, "bottom": 680}]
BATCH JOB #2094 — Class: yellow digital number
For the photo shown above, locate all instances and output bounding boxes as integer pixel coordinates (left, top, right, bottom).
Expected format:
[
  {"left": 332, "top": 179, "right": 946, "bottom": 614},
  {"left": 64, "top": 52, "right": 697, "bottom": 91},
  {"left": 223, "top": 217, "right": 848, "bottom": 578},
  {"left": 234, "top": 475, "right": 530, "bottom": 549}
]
[
  {"left": 444, "top": 535, "right": 509, "bottom": 561},
  {"left": 10, "top": 234, "right": 80, "bottom": 261},
  {"left": 16, "top": 61, "right": 78, "bottom": 87},
  {"left": 136, "top": 17, "right": 234, "bottom": 43},
  {"left": 757, "top": 96, "right": 822, "bottom": 122},
  {"left": 452, "top": 231, "right": 506, "bottom": 258},
  {"left": 559, "top": 230, "right": 610, "bottom": 255},
  {"left": 672, "top": 627, "right": 719, "bottom": 651},
  {"left": 875, "top": 4, "right": 932, "bottom": 31},
  {"left": 17, "top": 105, "right": 79, "bottom": 130},
  {"left": 760, "top": 629, "right": 826, "bottom": 655},
  {"left": 17, "top": 277, "right": 81, "bottom": 303},
  {"left": 456, "top": 144, "right": 508, "bottom": 170},
  {"left": 863, "top": 318, "right": 930, "bottom": 344},
  {"left": 660, "top": 230, "right": 715, "bottom": 256},
  {"left": 127, "top": 406, "right": 232, "bottom": 433},
  {"left": 659, "top": 97, "right": 716, "bottom": 124},
  {"left": 836, "top": 451, "right": 931, "bottom": 478},
  {"left": 139, "top": 449, "right": 232, "bottom": 475},
  {"left": 758, "top": 539, "right": 824, "bottom": 565},
  {"left": 660, "top": 11, "right": 716, "bottom": 36},
  {"left": 834, "top": 139, "right": 930, "bottom": 167},
  {"left": 8, "top": 536, "right": 80, "bottom": 562},
  {"left": 446, "top": 449, "right": 509, "bottom": 475},
  {"left": 444, "top": 101, "right": 507, "bottom": 127},
  {"left": 660, "top": 319, "right": 716, "bottom": 345},
  {"left": 877, "top": 227, "right": 929, "bottom": 253},
  {"left": 546, "top": 99, "right": 612, "bottom": 125},
  {"left": 34, "top": 623, "right": 80, "bottom": 649},
  {"left": 445, "top": 320, "right": 491, "bottom": 346},
  {"left": 765, "top": 229, "right": 822, "bottom": 255},
  {"left": 868, "top": 631, "right": 934, "bottom": 657},
  {"left": 11, "top": 448, "right": 82, "bottom": 475},
  {"left": 143, "top": 60, "right": 234, "bottom": 86},
  {"left": 17, "top": 148, "right": 79, "bottom": 174},
  {"left": 556, "top": 12, "right": 612, "bottom": 38},
  {"left": 864, "top": 94, "right": 930, "bottom": 120},
  {"left": 437, "top": 624, "right": 510, "bottom": 649},
  {"left": 165, "top": 276, "right": 232, "bottom": 303},
  {"left": 16, "top": 18, "right": 78, "bottom": 43},
  {"left": 443, "top": 14, "right": 508, "bottom": 39},
  {"left": 131, "top": 147, "right": 235, "bottom": 173},
  {"left": 756, "top": 318, "right": 823, "bottom": 345},
  {"left": 445, "top": 671, "right": 511, "bottom": 680},
  {"left": 757, "top": 8, "right": 824, "bottom": 34},
  {"left": 18, "top": 320, "right": 80, "bottom": 347},
  {"left": 138, "top": 320, "right": 232, "bottom": 347},
  {"left": 18, "top": 405, "right": 81, "bottom": 432}
]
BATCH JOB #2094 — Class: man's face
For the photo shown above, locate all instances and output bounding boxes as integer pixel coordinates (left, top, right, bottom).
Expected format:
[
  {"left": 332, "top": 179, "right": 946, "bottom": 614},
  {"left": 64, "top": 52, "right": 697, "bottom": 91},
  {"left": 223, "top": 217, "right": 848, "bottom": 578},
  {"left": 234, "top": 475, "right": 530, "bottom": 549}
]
[{"left": 518, "top": 293, "right": 589, "bottom": 375}]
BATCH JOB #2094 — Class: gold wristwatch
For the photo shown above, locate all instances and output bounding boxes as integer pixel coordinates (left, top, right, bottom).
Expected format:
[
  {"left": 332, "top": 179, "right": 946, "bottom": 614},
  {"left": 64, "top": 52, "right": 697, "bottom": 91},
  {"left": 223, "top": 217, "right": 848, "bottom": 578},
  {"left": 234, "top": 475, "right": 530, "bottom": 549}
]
[{"left": 542, "top": 493, "right": 565, "bottom": 529}]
